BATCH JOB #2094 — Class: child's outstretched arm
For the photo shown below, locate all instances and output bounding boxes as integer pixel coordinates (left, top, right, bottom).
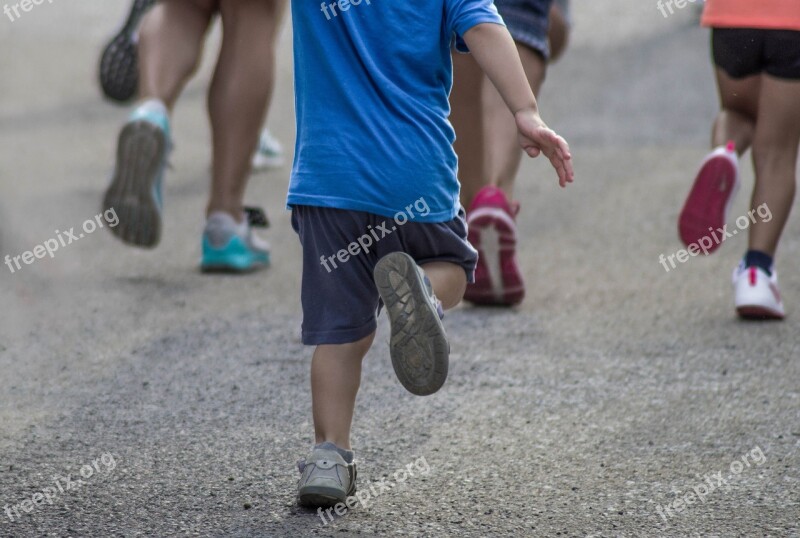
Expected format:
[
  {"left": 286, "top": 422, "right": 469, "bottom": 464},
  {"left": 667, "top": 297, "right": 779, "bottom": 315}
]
[{"left": 462, "top": 23, "right": 574, "bottom": 187}]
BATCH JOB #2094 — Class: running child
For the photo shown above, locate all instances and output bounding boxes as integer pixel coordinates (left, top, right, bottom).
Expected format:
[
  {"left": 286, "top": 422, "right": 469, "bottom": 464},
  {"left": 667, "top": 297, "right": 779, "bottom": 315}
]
[
  {"left": 678, "top": 0, "right": 800, "bottom": 319},
  {"left": 289, "top": 0, "right": 573, "bottom": 508}
]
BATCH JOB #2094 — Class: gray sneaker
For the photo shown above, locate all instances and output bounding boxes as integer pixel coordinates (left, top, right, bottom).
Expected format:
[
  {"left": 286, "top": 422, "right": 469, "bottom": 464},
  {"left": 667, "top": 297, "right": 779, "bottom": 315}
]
[
  {"left": 297, "top": 443, "right": 357, "bottom": 508},
  {"left": 374, "top": 252, "right": 449, "bottom": 396},
  {"left": 103, "top": 108, "right": 170, "bottom": 249}
]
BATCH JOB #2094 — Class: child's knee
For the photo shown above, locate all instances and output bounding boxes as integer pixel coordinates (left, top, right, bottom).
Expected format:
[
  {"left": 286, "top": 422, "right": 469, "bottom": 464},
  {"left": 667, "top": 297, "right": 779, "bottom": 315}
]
[
  {"left": 352, "top": 332, "right": 376, "bottom": 356},
  {"left": 451, "top": 270, "right": 468, "bottom": 308},
  {"left": 421, "top": 261, "right": 467, "bottom": 310},
  {"left": 317, "top": 333, "right": 376, "bottom": 359}
]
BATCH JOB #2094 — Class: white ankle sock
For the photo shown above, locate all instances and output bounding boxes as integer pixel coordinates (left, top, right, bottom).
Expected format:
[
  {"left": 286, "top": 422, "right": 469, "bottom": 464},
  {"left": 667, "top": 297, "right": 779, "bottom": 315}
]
[{"left": 135, "top": 98, "right": 168, "bottom": 117}]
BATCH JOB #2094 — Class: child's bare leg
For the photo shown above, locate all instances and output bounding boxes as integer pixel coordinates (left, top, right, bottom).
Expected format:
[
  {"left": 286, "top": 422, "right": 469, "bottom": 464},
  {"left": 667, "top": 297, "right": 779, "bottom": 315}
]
[
  {"left": 207, "top": 0, "right": 285, "bottom": 220},
  {"left": 748, "top": 76, "right": 800, "bottom": 256},
  {"left": 482, "top": 44, "right": 547, "bottom": 201},
  {"left": 421, "top": 262, "right": 467, "bottom": 309},
  {"left": 712, "top": 68, "right": 759, "bottom": 156},
  {"left": 311, "top": 333, "right": 375, "bottom": 450},
  {"left": 451, "top": 52, "right": 487, "bottom": 208},
  {"left": 138, "top": 0, "right": 215, "bottom": 110}
]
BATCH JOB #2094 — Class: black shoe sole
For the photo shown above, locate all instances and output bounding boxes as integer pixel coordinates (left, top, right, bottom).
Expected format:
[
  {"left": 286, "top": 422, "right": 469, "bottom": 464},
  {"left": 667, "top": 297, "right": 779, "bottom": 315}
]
[
  {"left": 98, "top": 0, "right": 156, "bottom": 103},
  {"left": 374, "top": 252, "right": 449, "bottom": 396},
  {"left": 103, "top": 120, "right": 166, "bottom": 248},
  {"left": 298, "top": 488, "right": 346, "bottom": 509}
]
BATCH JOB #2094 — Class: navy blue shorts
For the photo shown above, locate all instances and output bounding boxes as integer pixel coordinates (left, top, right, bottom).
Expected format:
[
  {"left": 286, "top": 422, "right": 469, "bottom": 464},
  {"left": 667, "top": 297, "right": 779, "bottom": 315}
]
[
  {"left": 495, "top": 0, "right": 555, "bottom": 59},
  {"left": 291, "top": 205, "right": 478, "bottom": 346}
]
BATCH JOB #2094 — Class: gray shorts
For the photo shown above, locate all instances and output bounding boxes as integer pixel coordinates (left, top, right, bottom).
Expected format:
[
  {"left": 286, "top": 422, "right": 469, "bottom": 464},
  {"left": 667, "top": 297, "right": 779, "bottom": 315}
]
[
  {"left": 291, "top": 205, "right": 478, "bottom": 346},
  {"left": 494, "top": 0, "right": 555, "bottom": 59}
]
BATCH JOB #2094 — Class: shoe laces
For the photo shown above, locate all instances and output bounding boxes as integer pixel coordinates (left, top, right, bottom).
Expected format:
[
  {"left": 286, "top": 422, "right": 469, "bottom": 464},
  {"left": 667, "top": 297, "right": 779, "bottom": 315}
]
[{"left": 421, "top": 273, "right": 444, "bottom": 320}]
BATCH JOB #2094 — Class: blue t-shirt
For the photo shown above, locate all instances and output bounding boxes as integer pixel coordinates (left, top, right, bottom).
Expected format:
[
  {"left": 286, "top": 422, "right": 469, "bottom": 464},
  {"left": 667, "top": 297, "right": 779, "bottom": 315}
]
[{"left": 287, "top": 0, "right": 505, "bottom": 223}]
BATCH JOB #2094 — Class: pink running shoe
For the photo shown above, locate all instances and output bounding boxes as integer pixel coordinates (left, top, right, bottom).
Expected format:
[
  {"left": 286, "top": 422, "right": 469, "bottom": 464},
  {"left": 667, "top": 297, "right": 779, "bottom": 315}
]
[
  {"left": 678, "top": 142, "right": 739, "bottom": 254},
  {"left": 464, "top": 186, "right": 524, "bottom": 306}
]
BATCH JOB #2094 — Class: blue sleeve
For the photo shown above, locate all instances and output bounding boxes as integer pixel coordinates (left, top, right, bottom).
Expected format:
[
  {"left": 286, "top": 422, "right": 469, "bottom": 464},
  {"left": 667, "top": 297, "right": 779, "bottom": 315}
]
[{"left": 446, "top": 0, "right": 505, "bottom": 53}]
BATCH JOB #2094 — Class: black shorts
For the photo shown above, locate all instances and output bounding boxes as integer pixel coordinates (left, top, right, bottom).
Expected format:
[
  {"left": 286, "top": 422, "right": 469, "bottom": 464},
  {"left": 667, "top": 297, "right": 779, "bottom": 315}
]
[
  {"left": 291, "top": 205, "right": 478, "bottom": 346},
  {"left": 712, "top": 28, "right": 800, "bottom": 80}
]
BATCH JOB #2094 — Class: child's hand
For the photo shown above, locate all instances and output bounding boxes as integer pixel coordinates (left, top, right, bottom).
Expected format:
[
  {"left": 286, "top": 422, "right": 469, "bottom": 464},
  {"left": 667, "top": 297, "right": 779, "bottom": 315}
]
[{"left": 515, "top": 109, "right": 574, "bottom": 188}]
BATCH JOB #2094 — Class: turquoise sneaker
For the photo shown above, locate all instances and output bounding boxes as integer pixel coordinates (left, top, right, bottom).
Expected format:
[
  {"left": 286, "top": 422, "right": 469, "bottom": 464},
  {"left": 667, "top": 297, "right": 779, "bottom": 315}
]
[
  {"left": 201, "top": 211, "right": 270, "bottom": 273},
  {"left": 374, "top": 252, "right": 449, "bottom": 396},
  {"left": 103, "top": 101, "right": 171, "bottom": 248}
]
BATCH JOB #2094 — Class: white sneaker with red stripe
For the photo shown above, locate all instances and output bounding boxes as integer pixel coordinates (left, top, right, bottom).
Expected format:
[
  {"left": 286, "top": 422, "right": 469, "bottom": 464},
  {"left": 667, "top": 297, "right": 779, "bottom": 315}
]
[
  {"left": 733, "top": 263, "right": 785, "bottom": 320},
  {"left": 678, "top": 142, "right": 740, "bottom": 254},
  {"left": 464, "top": 186, "right": 524, "bottom": 306}
]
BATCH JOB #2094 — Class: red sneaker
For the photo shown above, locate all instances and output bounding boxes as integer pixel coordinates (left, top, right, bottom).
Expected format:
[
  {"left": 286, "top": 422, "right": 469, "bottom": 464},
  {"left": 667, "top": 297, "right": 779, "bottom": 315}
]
[
  {"left": 678, "top": 142, "right": 739, "bottom": 254},
  {"left": 464, "top": 186, "right": 524, "bottom": 306}
]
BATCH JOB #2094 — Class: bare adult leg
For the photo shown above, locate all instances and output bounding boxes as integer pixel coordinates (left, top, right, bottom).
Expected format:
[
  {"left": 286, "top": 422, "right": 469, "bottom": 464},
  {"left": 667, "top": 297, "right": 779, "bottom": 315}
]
[
  {"left": 452, "top": 44, "right": 547, "bottom": 207},
  {"left": 451, "top": 52, "right": 487, "bottom": 208},
  {"left": 206, "top": 0, "right": 286, "bottom": 220},
  {"left": 548, "top": 3, "right": 570, "bottom": 63},
  {"left": 104, "top": 0, "right": 217, "bottom": 248},
  {"left": 251, "top": 2, "right": 289, "bottom": 170},
  {"left": 711, "top": 67, "right": 760, "bottom": 157},
  {"left": 481, "top": 44, "right": 547, "bottom": 202},
  {"left": 452, "top": 44, "right": 548, "bottom": 306},
  {"left": 137, "top": 0, "right": 217, "bottom": 110},
  {"left": 748, "top": 76, "right": 800, "bottom": 256}
]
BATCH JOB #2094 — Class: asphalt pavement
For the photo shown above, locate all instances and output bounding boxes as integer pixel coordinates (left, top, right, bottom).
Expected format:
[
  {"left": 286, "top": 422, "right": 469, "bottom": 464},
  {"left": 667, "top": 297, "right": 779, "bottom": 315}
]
[{"left": 1, "top": 1, "right": 799, "bottom": 537}]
